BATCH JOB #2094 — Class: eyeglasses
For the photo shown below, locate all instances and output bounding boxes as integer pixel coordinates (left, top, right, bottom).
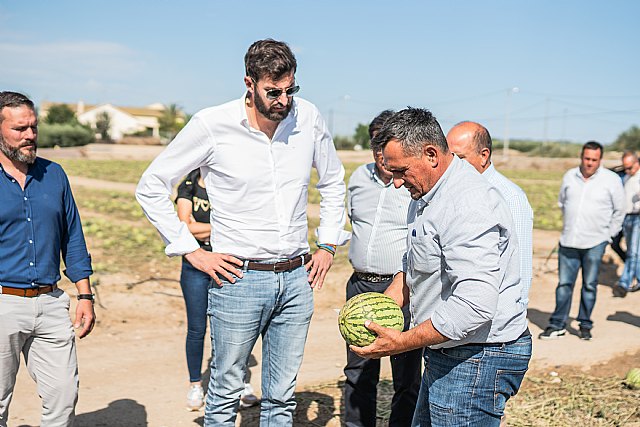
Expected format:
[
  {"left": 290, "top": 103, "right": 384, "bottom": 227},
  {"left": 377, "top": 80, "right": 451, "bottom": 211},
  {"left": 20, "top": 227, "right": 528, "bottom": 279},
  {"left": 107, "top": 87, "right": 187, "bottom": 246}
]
[{"left": 252, "top": 78, "right": 300, "bottom": 100}]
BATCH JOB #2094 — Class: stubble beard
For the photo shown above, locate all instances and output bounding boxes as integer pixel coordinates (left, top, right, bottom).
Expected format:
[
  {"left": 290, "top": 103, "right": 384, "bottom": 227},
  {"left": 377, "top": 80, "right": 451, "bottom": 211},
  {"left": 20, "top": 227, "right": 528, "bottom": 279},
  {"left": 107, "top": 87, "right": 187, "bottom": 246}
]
[{"left": 0, "top": 134, "right": 37, "bottom": 164}]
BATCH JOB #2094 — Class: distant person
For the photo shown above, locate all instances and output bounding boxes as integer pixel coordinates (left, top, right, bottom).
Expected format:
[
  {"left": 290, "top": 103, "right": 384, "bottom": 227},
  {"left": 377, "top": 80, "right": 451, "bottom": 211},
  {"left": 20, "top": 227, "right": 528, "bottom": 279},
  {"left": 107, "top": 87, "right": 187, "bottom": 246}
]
[
  {"left": 175, "top": 169, "right": 259, "bottom": 411},
  {"left": 0, "top": 91, "right": 96, "bottom": 425},
  {"left": 343, "top": 110, "right": 421, "bottom": 427},
  {"left": 539, "top": 141, "right": 624, "bottom": 340},
  {"left": 610, "top": 165, "right": 627, "bottom": 262},
  {"left": 614, "top": 150, "right": 640, "bottom": 297},
  {"left": 353, "top": 108, "right": 531, "bottom": 426},
  {"left": 446, "top": 121, "right": 534, "bottom": 310},
  {"left": 136, "top": 39, "right": 349, "bottom": 426}
]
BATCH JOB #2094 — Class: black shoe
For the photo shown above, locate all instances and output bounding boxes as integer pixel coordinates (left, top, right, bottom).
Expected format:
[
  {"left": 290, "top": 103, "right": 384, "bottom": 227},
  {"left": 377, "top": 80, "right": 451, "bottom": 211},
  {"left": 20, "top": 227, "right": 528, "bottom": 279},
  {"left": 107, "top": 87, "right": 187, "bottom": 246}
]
[
  {"left": 579, "top": 327, "right": 592, "bottom": 341},
  {"left": 613, "top": 284, "right": 628, "bottom": 298},
  {"left": 538, "top": 327, "right": 566, "bottom": 340},
  {"left": 630, "top": 284, "right": 640, "bottom": 293}
]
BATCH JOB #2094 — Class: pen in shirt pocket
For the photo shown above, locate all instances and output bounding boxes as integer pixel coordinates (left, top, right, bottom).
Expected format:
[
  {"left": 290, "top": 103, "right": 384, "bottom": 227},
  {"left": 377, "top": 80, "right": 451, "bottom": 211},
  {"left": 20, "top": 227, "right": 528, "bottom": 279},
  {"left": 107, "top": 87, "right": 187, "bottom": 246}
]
[{"left": 412, "top": 229, "right": 416, "bottom": 237}]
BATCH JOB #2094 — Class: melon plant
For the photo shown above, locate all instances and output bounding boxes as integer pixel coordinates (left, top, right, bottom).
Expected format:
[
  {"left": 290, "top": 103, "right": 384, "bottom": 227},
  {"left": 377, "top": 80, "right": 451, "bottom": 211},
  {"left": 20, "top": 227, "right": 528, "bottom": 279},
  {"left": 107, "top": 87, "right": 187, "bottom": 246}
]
[
  {"left": 338, "top": 292, "right": 404, "bottom": 347},
  {"left": 624, "top": 368, "right": 640, "bottom": 390}
]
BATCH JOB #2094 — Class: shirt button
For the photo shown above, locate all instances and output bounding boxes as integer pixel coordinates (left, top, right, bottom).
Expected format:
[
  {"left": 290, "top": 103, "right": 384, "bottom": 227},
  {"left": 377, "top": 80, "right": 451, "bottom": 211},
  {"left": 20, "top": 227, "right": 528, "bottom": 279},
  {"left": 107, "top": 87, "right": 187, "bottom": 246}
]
[
  {"left": 29, "top": 240, "right": 33, "bottom": 244},
  {"left": 29, "top": 262, "right": 34, "bottom": 266},
  {"left": 24, "top": 197, "right": 28, "bottom": 201},
  {"left": 27, "top": 218, "right": 31, "bottom": 222}
]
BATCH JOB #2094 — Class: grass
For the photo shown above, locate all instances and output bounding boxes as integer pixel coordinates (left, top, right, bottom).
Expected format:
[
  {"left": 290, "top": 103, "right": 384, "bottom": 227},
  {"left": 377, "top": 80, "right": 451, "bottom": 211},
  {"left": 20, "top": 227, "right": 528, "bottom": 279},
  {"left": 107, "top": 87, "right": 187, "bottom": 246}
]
[{"left": 55, "top": 158, "right": 151, "bottom": 183}]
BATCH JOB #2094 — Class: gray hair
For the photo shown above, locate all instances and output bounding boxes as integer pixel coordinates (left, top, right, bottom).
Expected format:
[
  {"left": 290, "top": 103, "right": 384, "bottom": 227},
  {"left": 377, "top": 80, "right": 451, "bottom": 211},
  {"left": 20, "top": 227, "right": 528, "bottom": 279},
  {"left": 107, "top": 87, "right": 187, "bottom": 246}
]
[{"left": 371, "top": 107, "right": 448, "bottom": 156}]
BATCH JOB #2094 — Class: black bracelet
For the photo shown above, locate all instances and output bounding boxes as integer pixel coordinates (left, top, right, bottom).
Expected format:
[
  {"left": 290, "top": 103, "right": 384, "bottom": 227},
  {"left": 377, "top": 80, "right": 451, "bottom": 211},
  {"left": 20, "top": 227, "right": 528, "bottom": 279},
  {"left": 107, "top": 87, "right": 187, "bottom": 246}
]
[{"left": 77, "top": 293, "right": 95, "bottom": 302}]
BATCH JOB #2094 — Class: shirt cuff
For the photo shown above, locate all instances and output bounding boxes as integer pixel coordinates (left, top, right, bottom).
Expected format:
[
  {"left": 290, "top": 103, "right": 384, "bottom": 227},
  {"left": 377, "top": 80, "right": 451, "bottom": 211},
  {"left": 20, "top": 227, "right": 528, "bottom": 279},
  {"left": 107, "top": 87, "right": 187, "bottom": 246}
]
[
  {"left": 316, "top": 227, "right": 352, "bottom": 246},
  {"left": 165, "top": 222, "right": 202, "bottom": 257}
]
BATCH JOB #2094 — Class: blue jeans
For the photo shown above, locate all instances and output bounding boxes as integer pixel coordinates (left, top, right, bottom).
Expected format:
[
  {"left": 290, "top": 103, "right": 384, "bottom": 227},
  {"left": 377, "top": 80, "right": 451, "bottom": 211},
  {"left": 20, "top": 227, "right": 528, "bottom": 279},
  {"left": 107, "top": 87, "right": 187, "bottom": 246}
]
[
  {"left": 412, "top": 334, "right": 531, "bottom": 427},
  {"left": 204, "top": 264, "right": 314, "bottom": 427},
  {"left": 180, "top": 258, "right": 210, "bottom": 383},
  {"left": 619, "top": 215, "right": 640, "bottom": 290},
  {"left": 549, "top": 242, "right": 607, "bottom": 330}
]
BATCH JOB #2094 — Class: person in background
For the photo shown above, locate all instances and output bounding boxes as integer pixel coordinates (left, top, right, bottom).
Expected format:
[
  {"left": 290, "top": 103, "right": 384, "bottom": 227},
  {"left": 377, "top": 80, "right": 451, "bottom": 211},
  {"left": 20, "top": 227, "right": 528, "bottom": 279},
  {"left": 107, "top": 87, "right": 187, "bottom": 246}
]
[
  {"left": 176, "top": 169, "right": 258, "bottom": 411},
  {"left": 0, "top": 91, "right": 95, "bottom": 426},
  {"left": 446, "top": 121, "right": 534, "bottom": 310},
  {"left": 343, "top": 110, "right": 421, "bottom": 427},
  {"left": 136, "top": 39, "right": 349, "bottom": 426},
  {"left": 539, "top": 141, "right": 624, "bottom": 340},
  {"left": 614, "top": 150, "right": 640, "bottom": 297}
]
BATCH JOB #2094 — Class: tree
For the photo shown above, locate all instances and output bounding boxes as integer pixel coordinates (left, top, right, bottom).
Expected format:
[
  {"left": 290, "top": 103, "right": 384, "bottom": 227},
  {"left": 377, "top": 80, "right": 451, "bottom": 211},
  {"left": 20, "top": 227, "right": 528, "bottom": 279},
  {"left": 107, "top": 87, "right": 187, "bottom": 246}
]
[
  {"left": 158, "top": 103, "right": 185, "bottom": 141},
  {"left": 353, "top": 124, "right": 370, "bottom": 149},
  {"left": 612, "top": 125, "right": 640, "bottom": 151},
  {"left": 45, "top": 104, "right": 77, "bottom": 125},
  {"left": 95, "top": 111, "right": 112, "bottom": 142}
]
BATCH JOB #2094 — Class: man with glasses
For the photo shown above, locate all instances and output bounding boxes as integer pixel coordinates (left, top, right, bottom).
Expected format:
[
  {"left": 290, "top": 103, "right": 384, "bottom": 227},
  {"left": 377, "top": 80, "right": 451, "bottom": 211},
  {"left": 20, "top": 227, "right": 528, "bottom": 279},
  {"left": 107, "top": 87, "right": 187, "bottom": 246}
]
[
  {"left": 343, "top": 110, "right": 421, "bottom": 427},
  {"left": 136, "top": 39, "right": 350, "bottom": 426},
  {"left": 539, "top": 141, "right": 624, "bottom": 340},
  {"left": 614, "top": 150, "right": 640, "bottom": 297}
]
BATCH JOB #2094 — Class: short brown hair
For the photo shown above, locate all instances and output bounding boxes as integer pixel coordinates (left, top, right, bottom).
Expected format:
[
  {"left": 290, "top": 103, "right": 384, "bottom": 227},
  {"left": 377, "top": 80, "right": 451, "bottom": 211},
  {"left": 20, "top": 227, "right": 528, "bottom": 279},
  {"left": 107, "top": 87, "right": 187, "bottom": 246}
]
[
  {"left": 0, "top": 91, "right": 35, "bottom": 124},
  {"left": 244, "top": 39, "right": 297, "bottom": 82}
]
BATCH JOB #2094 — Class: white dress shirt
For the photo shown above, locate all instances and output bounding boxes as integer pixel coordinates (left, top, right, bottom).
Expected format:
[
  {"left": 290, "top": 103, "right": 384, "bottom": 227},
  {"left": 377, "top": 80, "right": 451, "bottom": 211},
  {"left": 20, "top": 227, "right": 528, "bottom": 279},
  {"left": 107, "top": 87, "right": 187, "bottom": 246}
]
[
  {"left": 483, "top": 164, "right": 534, "bottom": 308},
  {"left": 136, "top": 95, "right": 350, "bottom": 259},
  {"left": 558, "top": 166, "right": 625, "bottom": 249},
  {"left": 623, "top": 171, "right": 640, "bottom": 214},
  {"left": 403, "top": 156, "right": 527, "bottom": 348},
  {"left": 347, "top": 163, "right": 411, "bottom": 275}
]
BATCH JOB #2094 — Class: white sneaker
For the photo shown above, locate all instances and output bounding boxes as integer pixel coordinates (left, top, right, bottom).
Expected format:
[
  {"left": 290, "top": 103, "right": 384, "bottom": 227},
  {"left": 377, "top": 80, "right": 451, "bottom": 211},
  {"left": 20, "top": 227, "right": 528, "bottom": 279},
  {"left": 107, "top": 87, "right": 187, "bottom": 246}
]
[
  {"left": 186, "top": 384, "right": 204, "bottom": 411},
  {"left": 239, "top": 382, "right": 260, "bottom": 409}
]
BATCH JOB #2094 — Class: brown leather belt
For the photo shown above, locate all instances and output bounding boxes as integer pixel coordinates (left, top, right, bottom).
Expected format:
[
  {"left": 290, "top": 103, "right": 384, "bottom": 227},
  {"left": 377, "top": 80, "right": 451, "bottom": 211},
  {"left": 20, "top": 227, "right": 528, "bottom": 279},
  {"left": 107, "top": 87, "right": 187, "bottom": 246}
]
[
  {"left": 246, "top": 254, "right": 311, "bottom": 273},
  {"left": 355, "top": 271, "right": 394, "bottom": 283},
  {"left": 1, "top": 284, "right": 58, "bottom": 297}
]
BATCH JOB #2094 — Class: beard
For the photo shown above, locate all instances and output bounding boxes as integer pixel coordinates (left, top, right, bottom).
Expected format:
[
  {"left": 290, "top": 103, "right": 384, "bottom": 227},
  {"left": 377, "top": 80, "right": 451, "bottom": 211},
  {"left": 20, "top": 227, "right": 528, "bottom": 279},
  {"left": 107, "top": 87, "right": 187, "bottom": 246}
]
[
  {"left": 0, "top": 135, "right": 37, "bottom": 164},
  {"left": 253, "top": 91, "right": 292, "bottom": 122}
]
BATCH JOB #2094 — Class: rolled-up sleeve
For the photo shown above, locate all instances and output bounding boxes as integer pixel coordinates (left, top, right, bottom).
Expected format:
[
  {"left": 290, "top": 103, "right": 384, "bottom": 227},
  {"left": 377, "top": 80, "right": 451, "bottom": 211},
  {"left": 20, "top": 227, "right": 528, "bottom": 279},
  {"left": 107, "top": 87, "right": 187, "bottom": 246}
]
[
  {"left": 136, "top": 116, "right": 214, "bottom": 256},
  {"left": 61, "top": 172, "right": 93, "bottom": 283}
]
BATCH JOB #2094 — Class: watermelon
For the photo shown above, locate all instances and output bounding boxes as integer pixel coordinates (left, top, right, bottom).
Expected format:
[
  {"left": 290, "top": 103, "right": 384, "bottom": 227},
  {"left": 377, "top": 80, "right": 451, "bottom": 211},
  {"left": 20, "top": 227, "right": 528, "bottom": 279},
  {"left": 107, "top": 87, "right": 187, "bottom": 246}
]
[
  {"left": 624, "top": 368, "right": 640, "bottom": 390},
  {"left": 338, "top": 292, "right": 404, "bottom": 347}
]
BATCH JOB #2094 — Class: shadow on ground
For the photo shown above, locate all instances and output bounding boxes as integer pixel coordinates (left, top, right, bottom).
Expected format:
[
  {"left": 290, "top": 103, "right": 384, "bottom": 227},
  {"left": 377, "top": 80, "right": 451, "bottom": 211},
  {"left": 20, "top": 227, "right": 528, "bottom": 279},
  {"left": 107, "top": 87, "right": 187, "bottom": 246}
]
[
  {"left": 74, "top": 399, "right": 148, "bottom": 426},
  {"left": 607, "top": 310, "right": 640, "bottom": 328}
]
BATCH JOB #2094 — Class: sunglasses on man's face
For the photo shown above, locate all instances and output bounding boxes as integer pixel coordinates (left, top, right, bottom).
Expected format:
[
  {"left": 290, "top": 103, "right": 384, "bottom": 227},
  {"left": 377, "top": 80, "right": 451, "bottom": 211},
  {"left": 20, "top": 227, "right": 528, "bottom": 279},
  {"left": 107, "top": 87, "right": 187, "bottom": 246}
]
[{"left": 264, "top": 85, "right": 300, "bottom": 100}]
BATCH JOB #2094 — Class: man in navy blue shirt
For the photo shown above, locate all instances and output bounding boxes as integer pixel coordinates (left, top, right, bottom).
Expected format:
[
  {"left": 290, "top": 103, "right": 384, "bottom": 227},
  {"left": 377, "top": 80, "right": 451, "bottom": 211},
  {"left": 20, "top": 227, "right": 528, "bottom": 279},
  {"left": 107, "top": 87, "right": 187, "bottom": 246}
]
[{"left": 0, "top": 92, "right": 95, "bottom": 426}]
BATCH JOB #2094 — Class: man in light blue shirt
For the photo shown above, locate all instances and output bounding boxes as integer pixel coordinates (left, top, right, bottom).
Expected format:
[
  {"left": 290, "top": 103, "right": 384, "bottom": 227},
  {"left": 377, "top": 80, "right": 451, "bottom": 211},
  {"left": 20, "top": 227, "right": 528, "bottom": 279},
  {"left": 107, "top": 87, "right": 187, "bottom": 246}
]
[
  {"left": 446, "top": 121, "right": 534, "bottom": 310},
  {"left": 344, "top": 110, "right": 420, "bottom": 427},
  {"left": 352, "top": 108, "right": 530, "bottom": 427}
]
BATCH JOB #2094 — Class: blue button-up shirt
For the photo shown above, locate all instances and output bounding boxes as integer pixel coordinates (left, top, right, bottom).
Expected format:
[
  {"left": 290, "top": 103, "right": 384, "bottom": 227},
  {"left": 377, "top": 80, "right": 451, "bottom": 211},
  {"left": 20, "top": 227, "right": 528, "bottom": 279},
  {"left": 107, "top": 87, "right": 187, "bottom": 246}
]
[{"left": 0, "top": 158, "right": 92, "bottom": 289}]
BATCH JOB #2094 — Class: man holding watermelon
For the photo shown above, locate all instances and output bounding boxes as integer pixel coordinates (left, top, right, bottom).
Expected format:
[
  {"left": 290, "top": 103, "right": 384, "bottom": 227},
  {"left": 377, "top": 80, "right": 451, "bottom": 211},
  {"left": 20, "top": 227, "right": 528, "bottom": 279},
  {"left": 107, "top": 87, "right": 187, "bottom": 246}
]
[
  {"left": 136, "top": 39, "right": 350, "bottom": 426},
  {"left": 343, "top": 110, "right": 421, "bottom": 427},
  {"left": 351, "top": 108, "right": 531, "bottom": 426}
]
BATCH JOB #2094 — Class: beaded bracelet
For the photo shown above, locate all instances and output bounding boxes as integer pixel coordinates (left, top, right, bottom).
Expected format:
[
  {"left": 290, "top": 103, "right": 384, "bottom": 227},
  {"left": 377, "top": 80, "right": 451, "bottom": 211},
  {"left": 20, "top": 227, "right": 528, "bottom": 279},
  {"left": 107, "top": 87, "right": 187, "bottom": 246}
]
[{"left": 316, "top": 242, "right": 337, "bottom": 256}]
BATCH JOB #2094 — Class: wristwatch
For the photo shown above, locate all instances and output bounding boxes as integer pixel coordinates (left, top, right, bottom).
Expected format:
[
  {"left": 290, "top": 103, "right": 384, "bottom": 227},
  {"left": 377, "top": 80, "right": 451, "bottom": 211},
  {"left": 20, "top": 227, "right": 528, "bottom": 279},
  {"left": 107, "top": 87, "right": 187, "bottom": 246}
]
[{"left": 77, "top": 293, "right": 95, "bottom": 303}]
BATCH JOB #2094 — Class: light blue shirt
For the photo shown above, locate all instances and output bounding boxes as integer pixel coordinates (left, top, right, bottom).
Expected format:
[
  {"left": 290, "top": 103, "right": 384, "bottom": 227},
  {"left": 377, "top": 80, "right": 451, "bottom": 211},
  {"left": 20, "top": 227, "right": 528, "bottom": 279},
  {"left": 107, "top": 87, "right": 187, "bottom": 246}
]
[
  {"left": 403, "top": 156, "right": 527, "bottom": 349},
  {"left": 483, "top": 164, "right": 534, "bottom": 309},
  {"left": 559, "top": 166, "right": 624, "bottom": 249},
  {"left": 347, "top": 163, "right": 411, "bottom": 275}
]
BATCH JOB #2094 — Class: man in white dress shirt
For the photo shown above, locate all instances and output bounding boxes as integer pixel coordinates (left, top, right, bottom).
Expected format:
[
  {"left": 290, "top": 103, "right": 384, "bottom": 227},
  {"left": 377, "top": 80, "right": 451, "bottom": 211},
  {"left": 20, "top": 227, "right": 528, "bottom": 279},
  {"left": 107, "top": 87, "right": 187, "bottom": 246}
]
[
  {"left": 539, "top": 141, "right": 624, "bottom": 340},
  {"left": 136, "top": 39, "right": 350, "bottom": 426},
  {"left": 446, "top": 121, "right": 534, "bottom": 310},
  {"left": 343, "top": 110, "right": 421, "bottom": 427},
  {"left": 614, "top": 150, "right": 640, "bottom": 297}
]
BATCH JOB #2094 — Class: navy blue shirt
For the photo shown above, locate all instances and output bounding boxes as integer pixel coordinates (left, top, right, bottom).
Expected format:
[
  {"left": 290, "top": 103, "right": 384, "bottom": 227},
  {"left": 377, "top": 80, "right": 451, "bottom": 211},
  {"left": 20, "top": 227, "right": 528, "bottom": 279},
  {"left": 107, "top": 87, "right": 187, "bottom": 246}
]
[{"left": 0, "top": 158, "right": 92, "bottom": 289}]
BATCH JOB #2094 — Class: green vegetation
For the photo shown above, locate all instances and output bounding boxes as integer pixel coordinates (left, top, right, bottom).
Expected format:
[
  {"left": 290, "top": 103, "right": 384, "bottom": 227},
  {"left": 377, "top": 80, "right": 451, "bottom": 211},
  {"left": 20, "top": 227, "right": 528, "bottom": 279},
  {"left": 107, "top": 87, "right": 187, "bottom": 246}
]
[
  {"left": 54, "top": 159, "right": 151, "bottom": 183},
  {"left": 73, "top": 187, "right": 147, "bottom": 221},
  {"left": 45, "top": 104, "right": 78, "bottom": 125},
  {"left": 38, "top": 124, "right": 95, "bottom": 148},
  {"left": 611, "top": 125, "right": 640, "bottom": 151}
]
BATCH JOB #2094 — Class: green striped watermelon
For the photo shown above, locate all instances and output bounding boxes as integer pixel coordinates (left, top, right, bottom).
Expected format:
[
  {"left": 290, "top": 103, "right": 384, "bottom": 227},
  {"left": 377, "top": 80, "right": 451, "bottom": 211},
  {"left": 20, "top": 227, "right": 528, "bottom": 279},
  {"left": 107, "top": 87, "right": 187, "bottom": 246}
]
[{"left": 338, "top": 292, "right": 404, "bottom": 347}]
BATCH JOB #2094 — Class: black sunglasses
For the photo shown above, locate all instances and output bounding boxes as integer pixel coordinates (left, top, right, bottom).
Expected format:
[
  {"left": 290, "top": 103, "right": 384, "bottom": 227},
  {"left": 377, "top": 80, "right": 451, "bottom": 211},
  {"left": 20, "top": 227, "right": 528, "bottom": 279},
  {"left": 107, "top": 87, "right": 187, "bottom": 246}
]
[{"left": 252, "top": 78, "right": 300, "bottom": 100}]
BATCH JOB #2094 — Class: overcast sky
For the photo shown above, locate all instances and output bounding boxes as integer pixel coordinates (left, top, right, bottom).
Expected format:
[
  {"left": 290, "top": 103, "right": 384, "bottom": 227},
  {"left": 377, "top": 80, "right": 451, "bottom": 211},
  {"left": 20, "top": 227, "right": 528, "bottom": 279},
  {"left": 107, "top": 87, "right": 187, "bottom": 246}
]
[{"left": 1, "top": 1, "right": 638, "bottom": 143}]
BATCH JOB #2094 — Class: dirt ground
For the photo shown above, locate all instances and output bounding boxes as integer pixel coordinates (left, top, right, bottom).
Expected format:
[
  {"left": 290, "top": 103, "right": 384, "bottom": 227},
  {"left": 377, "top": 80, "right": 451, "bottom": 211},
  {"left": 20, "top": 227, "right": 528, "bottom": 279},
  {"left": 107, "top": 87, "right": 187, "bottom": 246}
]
[{"left": 8, "top": 146, "right": 640, "bottom": 426}]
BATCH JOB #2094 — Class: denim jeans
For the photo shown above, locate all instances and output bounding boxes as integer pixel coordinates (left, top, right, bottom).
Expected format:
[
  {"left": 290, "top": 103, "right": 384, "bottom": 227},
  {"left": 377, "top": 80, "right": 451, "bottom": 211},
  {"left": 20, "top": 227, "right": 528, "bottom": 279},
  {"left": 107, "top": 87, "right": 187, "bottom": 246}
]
[
  {"left": 549, "top": 241, "right": 607, "bottom": 330},
  {"left": 412, "top": 334, "right": 531, "bottom": 427},
  {"left": 180, "top": 258, "right": 210, "bottom": 383},
  {"left": 344, "top": 273, "right": 421, "bottom": 427},
  {"left": 619, "top": 215, "right": 640, "bottom": 290},
  {"left": 204, "top": 264, "right": 313, "bottom": 427}
]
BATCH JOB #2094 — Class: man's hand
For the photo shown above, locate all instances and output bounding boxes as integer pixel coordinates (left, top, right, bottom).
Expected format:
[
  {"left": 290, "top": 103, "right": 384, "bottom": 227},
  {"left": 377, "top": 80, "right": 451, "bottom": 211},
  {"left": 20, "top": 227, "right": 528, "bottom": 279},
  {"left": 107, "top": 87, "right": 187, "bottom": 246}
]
[
  {"left": 349, "top": 320, "right": 406, "bottom": 359},
  {"left": 305, "top": 249, "right": 334, "bottom": 289},
  {"left": 74, "top": 300, "right": 95, "bottom": 339},
  {"left": 184, "top": 248, "right": 244, "bottom": 285}
]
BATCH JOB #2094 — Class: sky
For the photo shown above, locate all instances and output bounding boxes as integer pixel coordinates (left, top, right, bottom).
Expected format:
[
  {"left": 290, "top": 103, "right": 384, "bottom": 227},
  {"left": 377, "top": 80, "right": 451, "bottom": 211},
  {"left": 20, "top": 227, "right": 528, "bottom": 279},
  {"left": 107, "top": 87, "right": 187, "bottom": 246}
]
[{"left": 1, "top": 1, "right": 638, "bottom": 144}]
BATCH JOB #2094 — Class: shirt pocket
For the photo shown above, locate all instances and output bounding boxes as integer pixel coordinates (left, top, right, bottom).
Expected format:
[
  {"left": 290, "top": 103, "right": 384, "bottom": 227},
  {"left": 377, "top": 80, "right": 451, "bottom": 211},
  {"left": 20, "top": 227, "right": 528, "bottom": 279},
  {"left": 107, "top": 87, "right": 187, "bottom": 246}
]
[{"left": 408, "top": 229, "right": 442, "bottom": 274}]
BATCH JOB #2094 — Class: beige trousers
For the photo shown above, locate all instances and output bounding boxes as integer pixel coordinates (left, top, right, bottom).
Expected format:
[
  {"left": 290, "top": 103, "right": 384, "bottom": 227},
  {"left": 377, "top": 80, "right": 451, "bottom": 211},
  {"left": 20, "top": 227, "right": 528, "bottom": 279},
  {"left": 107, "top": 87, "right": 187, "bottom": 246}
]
[{"left": 0, "top": 288, "right": 78, "bottom": 427}]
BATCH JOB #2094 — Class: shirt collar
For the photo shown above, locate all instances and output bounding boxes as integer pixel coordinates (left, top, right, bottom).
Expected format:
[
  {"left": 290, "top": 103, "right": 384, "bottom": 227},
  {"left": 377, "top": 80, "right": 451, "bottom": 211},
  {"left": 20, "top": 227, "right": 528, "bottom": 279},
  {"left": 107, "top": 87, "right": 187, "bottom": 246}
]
[
  {"left": 575, "top": 166, "right": 602, "bottom": 181},
  {"left": 367, "top": 162, "right": 393, "bottom": 187},
  {"left": 482, "top": 162, "right": 496, "bottom": 179},
  {"left": 238, "top": 92, "right": 297, "bottom": 133},
  {"left": 419, "top": 154, "right": 458, "bottom": 206}
]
